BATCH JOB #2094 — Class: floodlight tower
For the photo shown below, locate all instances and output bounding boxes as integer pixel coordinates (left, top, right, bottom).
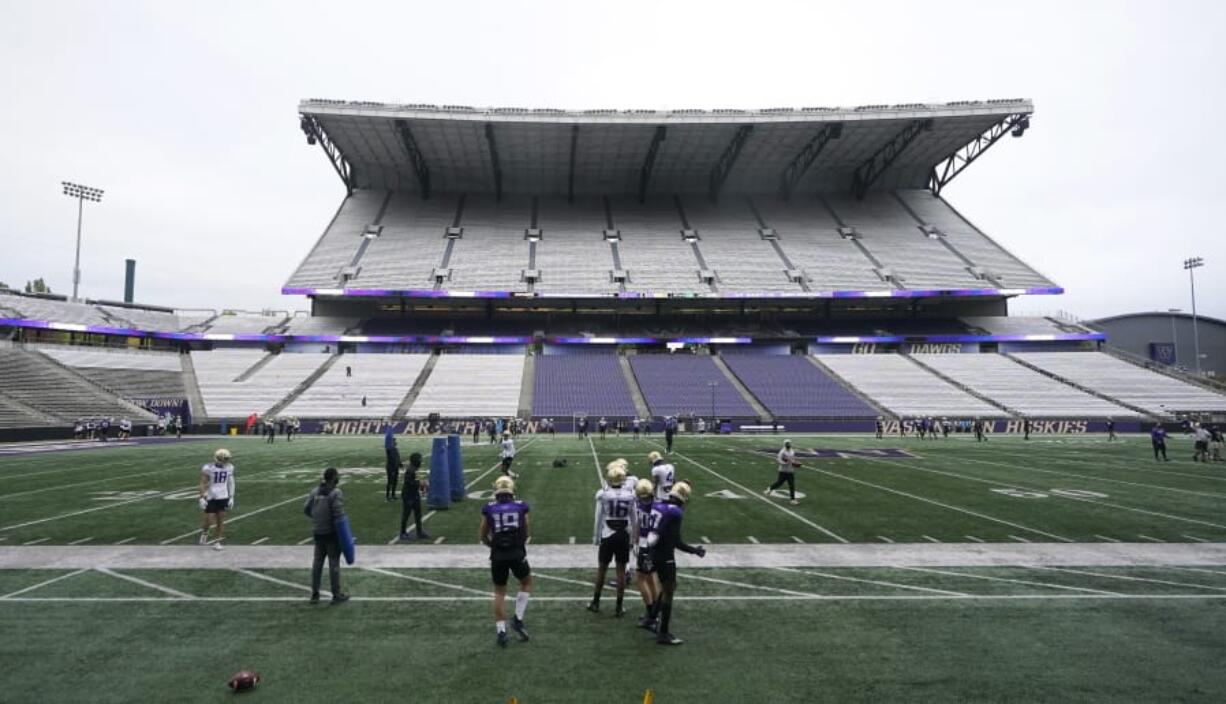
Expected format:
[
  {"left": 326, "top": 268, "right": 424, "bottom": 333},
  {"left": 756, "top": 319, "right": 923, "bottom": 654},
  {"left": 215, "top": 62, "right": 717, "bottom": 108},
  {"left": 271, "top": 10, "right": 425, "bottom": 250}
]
[
  {"left": 1183, "top": 257, "right": 1204, "bottom": 375},
  {"left": 61, "top": 181, "right": 105, "bottom": 300}
]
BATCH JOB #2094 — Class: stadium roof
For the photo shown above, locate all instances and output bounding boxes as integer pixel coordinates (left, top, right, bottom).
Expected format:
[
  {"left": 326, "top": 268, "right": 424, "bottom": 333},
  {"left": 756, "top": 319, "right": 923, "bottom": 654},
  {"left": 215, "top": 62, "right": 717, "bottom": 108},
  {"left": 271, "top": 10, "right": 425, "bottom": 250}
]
[{"left": 299, "top": 98, "right": 1033, "bottom": 199}]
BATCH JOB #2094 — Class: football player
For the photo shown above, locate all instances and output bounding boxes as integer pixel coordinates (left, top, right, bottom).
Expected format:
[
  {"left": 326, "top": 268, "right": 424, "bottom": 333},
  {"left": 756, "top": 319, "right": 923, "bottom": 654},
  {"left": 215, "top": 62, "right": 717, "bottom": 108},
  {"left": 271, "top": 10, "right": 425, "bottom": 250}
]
[
  {"left": 589, "top": 462, "right": 636, "bottom": 616},
  {"left": 648, "top": 451, "right": 675, "bottom": 501},
  {"left": 632, "top": 478, "right": 661, "bottom": 630},
  {"left": 480, "top": 476, "right": 532, "bottom": 647},
  {"left": 647, "top": 480, "right": 705, "bottom": 645},
  {"left": 198, "top": 448, "right": 235, "bottom": 551},
  {"left": 765, "top": 440, "right": 801, "bottom": 505},
  {"left": 499, "top": 431, "right": 518, "bottom": 478}
]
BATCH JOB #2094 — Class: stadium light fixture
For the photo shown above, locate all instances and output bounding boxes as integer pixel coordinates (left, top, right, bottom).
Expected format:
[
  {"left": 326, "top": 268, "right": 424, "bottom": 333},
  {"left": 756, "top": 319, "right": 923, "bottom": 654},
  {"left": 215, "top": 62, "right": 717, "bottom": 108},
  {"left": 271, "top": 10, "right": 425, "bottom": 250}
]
[
  {"left": 1182, "top": 257, "right": 1204, "bottom": 375},
  {"left": 1011, "top": 116, "right": 1030, "bottom": 138},
  {"left": 61, "top": 181, "right": 105, "bottom": 300}
]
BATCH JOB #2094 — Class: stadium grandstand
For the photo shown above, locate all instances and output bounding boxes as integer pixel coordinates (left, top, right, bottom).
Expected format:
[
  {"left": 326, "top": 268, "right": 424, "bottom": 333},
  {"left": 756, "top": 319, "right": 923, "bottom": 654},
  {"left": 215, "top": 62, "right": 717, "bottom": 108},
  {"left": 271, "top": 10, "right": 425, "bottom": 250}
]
[{"left": 1, "top": 98, "right": 1224, "bottom": 436}]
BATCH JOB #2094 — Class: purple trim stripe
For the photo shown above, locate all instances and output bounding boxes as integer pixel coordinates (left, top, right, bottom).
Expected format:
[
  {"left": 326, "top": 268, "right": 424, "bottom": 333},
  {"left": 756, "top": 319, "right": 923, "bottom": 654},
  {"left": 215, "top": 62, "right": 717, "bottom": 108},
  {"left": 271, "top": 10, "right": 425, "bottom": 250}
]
[{"left": 280, "top": 286, "right": 1065, "bottom": 299}]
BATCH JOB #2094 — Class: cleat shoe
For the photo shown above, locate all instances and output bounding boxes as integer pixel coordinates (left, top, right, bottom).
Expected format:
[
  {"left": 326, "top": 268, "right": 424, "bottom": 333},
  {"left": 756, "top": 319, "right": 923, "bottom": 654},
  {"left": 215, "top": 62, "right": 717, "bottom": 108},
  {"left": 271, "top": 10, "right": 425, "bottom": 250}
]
[
  {"left": 198, "top": 532, "right": 209, "bottom": 546},
  {"left": 656, "top": 632, "right": 683, "bottom": 645},
  {"left": 496, "top": 631, "right": 509, "bottom": 648},
  {"left": 212, "top": 541, "right": 224, "bottom": 551},
  {"left": 331, "top": 593, "right": 350, "bottom": 605},
  {"left": 417, "top": 532, "right": 431, "bottom": 540},
  {"left": 586, "top": 602, "right": 600, "bottom": 613},
  {"left": 399, "top": 532, "right": 414, "bottom": 541},
  {"left": 637, "top": 615, "right": 654, "bottom": 629},
  {"left": 309, "top": 593, "right": 320, "bottom": 605},
  {"left": 790, "top": 499, "right": 800, "bottom": 506},
  {"left": 510, "top": 616, "right": 530, "bottom": 642},
  {"left": 614, "top": 605, "right": 626, "bottom": 618}
]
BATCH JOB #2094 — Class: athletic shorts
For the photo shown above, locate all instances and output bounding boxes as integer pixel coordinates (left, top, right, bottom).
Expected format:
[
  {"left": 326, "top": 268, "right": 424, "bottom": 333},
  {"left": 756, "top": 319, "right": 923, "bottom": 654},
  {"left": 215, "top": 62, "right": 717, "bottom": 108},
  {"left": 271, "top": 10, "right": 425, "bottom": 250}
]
[
  {"left": 636, "top": 547, "right": 655, "bottom": 574},
  {"left": 598, "top": 531, "right": 630, "bottom": 566},
  {"left": 490, "top": 558, "right": 531, "bottom": 587},
  {"left": 501, "top": 457, "right": 514, "bottom": 470},
  {"left": 205, "top": 498, "right": 229, "bottom": 514},
  {"left": 1195, "top": 441, "right": 1208, "bottom": 452},
  {"left": 656, "top": 560, "right": 677, "bottom": 585}
]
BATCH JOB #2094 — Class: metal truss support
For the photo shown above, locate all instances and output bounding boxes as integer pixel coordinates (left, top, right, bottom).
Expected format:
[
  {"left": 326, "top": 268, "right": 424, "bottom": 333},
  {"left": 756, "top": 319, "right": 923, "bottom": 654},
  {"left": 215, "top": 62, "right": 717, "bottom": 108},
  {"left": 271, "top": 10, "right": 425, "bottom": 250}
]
[
  {"left": 779, "top": 122, "right": 842, "bottom": 201},
  {"left": 928, "top": 113, "right": 1029, "bottom": 195},
  {"left": 300, "top": 114, "right": 353, "bottom": 195},
  {"left": 851, "top": 119, "right": 933, "bottom": 200},
  {"left": 708, "top": 125, "right": 754, "bottom": 202},
  {"left": 393, "top": 119, "right": 431, "bottom": 199},
  {"left": 638, "top": 126, "right": 667, "bottom": 204},
  {"left": 567, "top": 125, "right": 579, "bottom": 204},
  {"left": 485, "top": 123, "right": 503, "bottom": 202}
]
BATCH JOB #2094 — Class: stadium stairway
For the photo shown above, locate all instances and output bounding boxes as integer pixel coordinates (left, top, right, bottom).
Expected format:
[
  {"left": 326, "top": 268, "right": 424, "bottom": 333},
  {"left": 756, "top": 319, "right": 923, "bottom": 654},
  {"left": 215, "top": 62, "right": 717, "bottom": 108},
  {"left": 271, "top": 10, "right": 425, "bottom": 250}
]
[
  {"left": 618, "top": 356, "right": 652, "bottom": 419},
  {"left": 0, "top": 390, "right": 61, "bottom": 426},
  {"left": 392, "top": 354, "right": 439, "bottom": 420},
  {"left": 264, "top": 353, "right": 342, "bottom": 419},
  {"left": 903, "top": 353, "right": 1019, "bottom": 417},
  {"left": 806, "top": 356, "right": 895, "bottom": 419},
  {"left": 517, "top": 354, "right": 535, "bottom": 419},
  {"left": 712, "top": 354, "right": 771, "bottom": 421},
  {"left": 233, "top": 351, "right": 278, "bottom": 382},
  {"left": 13, "top": 347, "right": 157, "bottom": 422},
  {"left": 180, "top": 353, "right": 207, "bottom": 423},
  {"left": 1002, "top": 353, "right": 1154, "bottom": 418}
]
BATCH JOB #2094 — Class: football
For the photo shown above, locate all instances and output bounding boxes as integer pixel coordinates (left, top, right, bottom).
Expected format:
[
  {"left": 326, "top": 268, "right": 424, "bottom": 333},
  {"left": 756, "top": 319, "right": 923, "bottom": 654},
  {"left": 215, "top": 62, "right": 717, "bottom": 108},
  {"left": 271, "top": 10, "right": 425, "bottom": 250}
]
[{"left": 226, "top": 670, "right": 260, "bottom": 692}]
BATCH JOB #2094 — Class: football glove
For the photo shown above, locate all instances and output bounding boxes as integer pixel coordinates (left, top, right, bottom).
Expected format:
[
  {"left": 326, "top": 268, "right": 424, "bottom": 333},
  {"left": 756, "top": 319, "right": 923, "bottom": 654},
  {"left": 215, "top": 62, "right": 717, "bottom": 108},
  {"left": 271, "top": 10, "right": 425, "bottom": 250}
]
[
  {"left": 198, "top": 497, "right": 207, "bottom": 511},
  {"left": 694, "top": 546, "right": 707, "bottom": 558},
  {"left": 227, "top": 498, "right": 234, "bottom": 510}
]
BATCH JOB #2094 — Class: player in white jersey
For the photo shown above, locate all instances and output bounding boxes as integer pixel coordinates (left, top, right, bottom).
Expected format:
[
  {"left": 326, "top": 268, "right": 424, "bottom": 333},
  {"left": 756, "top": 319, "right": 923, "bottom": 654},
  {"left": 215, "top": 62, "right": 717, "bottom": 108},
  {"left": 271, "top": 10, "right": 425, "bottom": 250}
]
[
  {"left": 648, "top": 451, "right": 675, "bottom": 501},
  {"left": 588, "top": 462, "right": 636, "bottom": 616},
  {"left": 500, "top": 432, "right": 518, "bottom": 478},
  {"left": 765, "top": 440, "right": 801, "bottom": 504},
  {"left": 198, "top": 448, "right": 235, "bottom": 550}
]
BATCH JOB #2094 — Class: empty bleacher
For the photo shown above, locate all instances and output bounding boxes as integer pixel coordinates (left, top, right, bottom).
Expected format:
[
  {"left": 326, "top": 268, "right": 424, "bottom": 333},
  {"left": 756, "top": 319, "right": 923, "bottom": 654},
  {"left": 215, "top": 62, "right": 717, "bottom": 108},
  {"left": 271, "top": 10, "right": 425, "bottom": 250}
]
[
  {"left": 532, "top": 354, "right": 637, "bottom": 417},
  {"left": 206, "top": 313, "right": 288, "bottom": 335},
  {"left": 283, "top": 315, "right": 358, "bottom": 336},
  {"left": 628, "top": 355, "right": 757, "bottom": 417},
  {"left": 962, "top": 316, "right": 1085, "bottom": 336},
  {"left": 35, "top": 345, "right": 186, "bottom": 400},
  {"left": 407, "top": 354, "right": 525, "bottom": 417},
  {"left": 446, "top": 195, "right": 532, "bottom": 292},
  {"left": 534, "top": 196, "right": 618, "bottom": 294},
  {"left": 606, "top": 197, "right": 704, "bottom": 294},
  {"left": 192, "top": 350, "right": 331, "bottom": 418},
  {"left": 1011, "top": 351, "right": 1226, "bottom": 415},
  {"left": 350, "top": 192, "right": 455, "bottom": 289},
  {"left": 684, "top": 200, "right": 799, "bottom": 292},
  {"left": 913, "top": 353, "right": 1136, "bottom": 417},
  {"left": 753, "top": 197, "right": 882, "bottom": 290},
  {"left": 285, "top": 190, "right": 385, "bottom": 289},
  {"left": 722, "top": 354, "right": 877, "bottom": 418},
  {"left": 815, "top": 353, "right": 1006, "bottom": 417},
  {"left": 283, "top": 353, "right": 430, "bottom": 418},
  {"left": 0, "top": 348, "right": 155, "bottom": 423}
]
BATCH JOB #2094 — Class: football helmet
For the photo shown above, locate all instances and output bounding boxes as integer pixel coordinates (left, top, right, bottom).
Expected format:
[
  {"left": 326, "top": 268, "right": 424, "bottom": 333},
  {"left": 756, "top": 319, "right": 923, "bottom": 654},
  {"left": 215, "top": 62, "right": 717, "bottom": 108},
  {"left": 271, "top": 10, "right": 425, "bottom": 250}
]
[
  {"left": 493, "top": 476, "right": 516, "bottom": 496},
  {"left": 668, "top": 479, "right": 693, "bottom": 504},
  {"left": 634, "top": 478, "right": 654, "bottom": 500},
  {"left": 606, "top": 465, "right": 627, "bottom": 487},
  {"left": 214, "top": 448, "right": 232, "bottom": 463},
  {"left": 647, "top": 451, "right": 662, "bottom": 463}
]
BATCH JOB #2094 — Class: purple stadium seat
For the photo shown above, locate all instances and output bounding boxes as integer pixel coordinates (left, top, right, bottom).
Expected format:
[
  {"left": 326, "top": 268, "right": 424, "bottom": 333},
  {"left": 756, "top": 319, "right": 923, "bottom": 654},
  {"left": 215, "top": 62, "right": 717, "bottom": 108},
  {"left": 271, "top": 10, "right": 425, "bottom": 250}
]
[
  {"left": 722, "top": 355, "right": 876, "bottom": 418},
  {"left": 532, "top": 355, "right": 637, "bottom": 417},
  {"left": 628, "top": 355, "right": 756, "bottom": 417}
]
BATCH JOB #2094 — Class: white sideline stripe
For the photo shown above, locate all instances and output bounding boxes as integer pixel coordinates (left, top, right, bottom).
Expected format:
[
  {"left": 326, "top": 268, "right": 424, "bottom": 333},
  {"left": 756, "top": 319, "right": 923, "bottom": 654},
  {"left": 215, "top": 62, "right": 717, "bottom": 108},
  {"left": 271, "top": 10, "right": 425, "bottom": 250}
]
[
  {"left": 22, "top": 538, "right": 49, "bottom": 546},
  {"left": 68, "top": 537, "right": 94, "bottom": 545},
  {"left": 114, "top": 537, "right": 136, "bottom": 545},
  {"left": 878, "top": 536, "right": 894, "bottom": 543},
  {"left": 6, "top": 594, "right": 1226, "bottom": 603},
  {"left": 1137, "top": 535, "right": 1164, "bottom": 543},
  {"left": 701, "top": 536, "right": 711, "bottom": 544},
  {"left": 534, "top": 572, "right": 593, "bottom": 588},
  {"left": 791, "top": 536, "right": 805, "bottom": 544},
  {"left": 433, "top": 537, "right": 446, "bottom": 544},
  {"left": 1094, "top": 535, "right": 1121, "bottom": 543},
  {"left": 297, "top": 537, "right": 313, "bottom": 546},
  {"left": 420, "top": 438, "right": 540, "bottom": 527},
  {"left": 922, "top": 535, "right": 941, "bottom": 543},
  {"left": 773, "top": 566, "right": 969, "bottom": 596},
  {"left": 896, "top": 566, "right": 1122, "bottom": 596},
  {"left": 684, "top": 572, "right": 823, "bottom": 598},
  {"left": 251, "top": 537, "right": 269, "bottom": 545},
  {"left": 747, "top": 536, "right": 760, "bottom": 544},
  {"left": 1031, "top": 566, "right": 1226, "bottom": 592},
  {"left": 953, "top": 454, "right": 1226, "bottom": 500},
  {"left": 1183, "top": 534, "right": 1210, "bottom": 543},
  {"left": 793, "top": 458, "right": 1073, "bottom": 543},
  {"left": 1, "top": 482, "right": 202, "bottom": 533},
  {"left": 665, "top": 447, "right": 848, "bottom": 544},
  {"left": 361, "top": 566, "right": 487, "bottom": 595},
  {"left": 234, "top": 568, "right": 322, "bottom": 595},
  {"left": 1009, "top": 535, "right": 1032, "bottom": 543},
  {"left": 0, "top": 466, "right": 190, "bottom": 501},
  {"left": 160, "top": 493, "right": 308, "bottom": 544},
  {"left": 97, "top": 568, "right": 194, "bottom": 599},
  {"left": 965, "top": 536, "right": 985, "bottom": 543},
  {"left": 0, "top": 568, "right": 89, "bottom": 598},
  {"left": 1167, "top": 567, "right": 1226, "bottom": 578},
  {"left": 587, "top": 437, "right": 606, "bottom": 490}
]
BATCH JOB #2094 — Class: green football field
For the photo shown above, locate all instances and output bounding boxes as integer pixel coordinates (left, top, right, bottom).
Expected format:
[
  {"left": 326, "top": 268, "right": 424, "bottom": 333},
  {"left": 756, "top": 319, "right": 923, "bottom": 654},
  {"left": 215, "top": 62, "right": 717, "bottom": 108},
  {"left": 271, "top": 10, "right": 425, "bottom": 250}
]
[{"left": 2, "top": 432, "right": 1225, "bottom": 702}]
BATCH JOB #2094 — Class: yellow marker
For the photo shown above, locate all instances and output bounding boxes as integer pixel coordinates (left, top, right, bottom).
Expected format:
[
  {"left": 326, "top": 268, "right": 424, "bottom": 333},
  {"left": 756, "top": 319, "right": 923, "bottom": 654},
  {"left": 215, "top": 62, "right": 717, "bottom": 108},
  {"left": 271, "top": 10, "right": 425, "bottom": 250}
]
[{"left": 643, "top": 690, "right": 655, "bottom": 704}]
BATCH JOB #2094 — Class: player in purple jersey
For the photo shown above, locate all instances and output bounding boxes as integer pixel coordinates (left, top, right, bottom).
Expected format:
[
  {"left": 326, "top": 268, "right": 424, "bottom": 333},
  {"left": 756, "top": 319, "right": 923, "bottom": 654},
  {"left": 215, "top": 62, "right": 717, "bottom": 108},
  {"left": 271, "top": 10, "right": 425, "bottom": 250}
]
[
  {"left": 479, "top": 476, "right": 532, "bottom": 647},
  {"left": 647, "top": 480, "right": 705, "bottom": 645},
  {"left": 1150, "top": 423, "right": 1169, "bottom": 461},
  {"left": 632, "top": 478, "right": 661, "bottom": 630}
]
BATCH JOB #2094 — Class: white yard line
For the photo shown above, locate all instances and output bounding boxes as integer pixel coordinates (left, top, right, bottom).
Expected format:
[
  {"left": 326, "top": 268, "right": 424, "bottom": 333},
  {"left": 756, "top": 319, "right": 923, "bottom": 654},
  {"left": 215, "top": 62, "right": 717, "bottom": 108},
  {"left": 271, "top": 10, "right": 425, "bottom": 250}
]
[
  {"left": 114, "top": 537, "right": 136, "bottom": 545},
  {"left": 747, "top": 536, "right": 760, "bottom": 544},
  {"left": 896, "top": 566, "right": 1123, "bottom": 596},
  {"left": 964, "top": 536, "right": 985, "bottom": 543},
  {"left": 772, "top": 566, "right": 969, "bottom": 596},
  {"left": 361, "top": 566, "right": 487, "bottom": 595},
  {"left": 664, "top": 447, "right": 848, "bottom": 543},
  {"left": 0, "top": 484, "right": 195, "bottom": 533},
  {"left": 588, "top": 437, "right": 607, "bottom": 489},
  {"left": 568, "top": 536, "right": 576, "bottom": 545},
  {"left": 297, "top": 537, "right": 313, "bottom": 546},
  {"left": 791, "top": 536, "right": 805, "bottom": 544},
  {"left": 922, "top": 535, "right": 941, "bottom": 543},
  {"left": 685, "top": 571, "right": 824, "bottom": 598},
  {"left": 0, "top": 466, "right": 189, "bottom": 502},
  {"left": 67, "top": 537, "right": 94, "bottom": 545},
  {"left": 0, "top": 568, "right": 89, "bottom": 598},
  {"left": 251, "top": 537, "right": 270, "bottom": 545},
  {"left": 1030, "top": 566, "right": 1226, "bottom": 592},
  {"left": 96, "top": 568, "right": 194, "bottom": 599},
  {"left": 953, "top": 454, "right": 1226, "bottom": 500},
  {"left": 1167, "top": 566, "right": 1226, "bottom": 578},
  {"left": 701, "top": 536, "right": 712, "bottom": 544},
  {"left": 1094, "top": 535, "right": 1120, "bottom": 543},
  {"left": 1183, "top": 534, "right": 1210, "bottom": 543},
  {"left": 433, "top": 536, "right": 446, "bottom": 545},
  {"left": 1009, "top": 535, "right": 1031, "bottom": 543},
  {"left": 534, "top": 572, "right": 594, "bottom": 588},
  {"left": 160, "top": 493, "right": 309, "bottom": 544},
  {"left": 22, "top": 538, "right": 49, "bottom": 546},
  {"left": 6, "top": 594, "right": 1226, "bottom": 603},
  {"left": 878, "top": 536, "right": 894, "bottom": 543},
  {"left": 233, "top": 568, "right": 322, "bottom": 595},
  {"left": 1137, "top": 535, "right": 1164, "bottom": 543},
  {"left": 792, "top": 458, "right": 1073, "bottom": 543}
]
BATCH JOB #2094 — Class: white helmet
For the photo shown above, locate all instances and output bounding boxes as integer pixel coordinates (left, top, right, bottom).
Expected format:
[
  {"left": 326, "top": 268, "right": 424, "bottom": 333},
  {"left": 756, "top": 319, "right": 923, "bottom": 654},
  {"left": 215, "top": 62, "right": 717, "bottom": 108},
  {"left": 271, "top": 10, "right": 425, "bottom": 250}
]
[{"left": 214, "top": 448, "right": 232, "bottom": 464}]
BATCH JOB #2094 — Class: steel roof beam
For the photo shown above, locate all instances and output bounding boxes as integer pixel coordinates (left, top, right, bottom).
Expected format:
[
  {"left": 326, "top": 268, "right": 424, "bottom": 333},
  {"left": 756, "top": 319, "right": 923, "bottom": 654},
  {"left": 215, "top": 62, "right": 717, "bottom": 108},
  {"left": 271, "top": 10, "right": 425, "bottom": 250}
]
[
  {"left": 851, "top": 119, "right": 933, "bottom": 200},
  {"left": 779, "top": 122, "right": 842, "bottom": 201},
  {"left": 928, "top": 113, "right": 1028, "bottom": 195},
  {"left": 300, "top": 114, "right": 353, "bottom": 195},
  {"left": 485, "top": 123, "right": 503, "bottom": 202},
  {"left": 707, "top": 125, "right": 754, "bottom": 203},
  {"left": 393, "top": 119, "right": 431, "bottom": 199},
  {"left": 567, "top": 125, "right": 579, "bottom": 204},
  {"left": 637, "top": 126, "right": 667, "bottom": 203}
]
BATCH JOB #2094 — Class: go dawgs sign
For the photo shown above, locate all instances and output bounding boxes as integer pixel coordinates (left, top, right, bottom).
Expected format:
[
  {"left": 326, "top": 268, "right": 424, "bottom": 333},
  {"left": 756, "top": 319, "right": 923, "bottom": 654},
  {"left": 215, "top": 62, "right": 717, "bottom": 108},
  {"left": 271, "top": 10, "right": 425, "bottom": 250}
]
[{"left": 753, "top": 447, "right": 920, "bottom": 460}]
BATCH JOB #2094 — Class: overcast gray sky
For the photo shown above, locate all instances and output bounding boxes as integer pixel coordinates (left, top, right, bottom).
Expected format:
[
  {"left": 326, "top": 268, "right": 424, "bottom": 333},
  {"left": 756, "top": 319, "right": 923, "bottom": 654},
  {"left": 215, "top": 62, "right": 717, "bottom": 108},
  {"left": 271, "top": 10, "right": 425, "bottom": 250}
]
[{"left": 1, "top": 0, "right": 1222, "bottom": 321}]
